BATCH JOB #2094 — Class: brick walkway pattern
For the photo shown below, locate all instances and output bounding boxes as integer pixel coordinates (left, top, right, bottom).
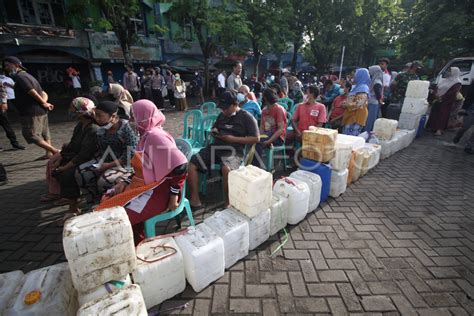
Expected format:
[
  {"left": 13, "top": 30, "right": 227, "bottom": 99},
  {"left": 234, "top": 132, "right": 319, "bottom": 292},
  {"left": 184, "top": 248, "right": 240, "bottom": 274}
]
[{"left": 1, "top": 110, "right": 474, "bottom": 315}]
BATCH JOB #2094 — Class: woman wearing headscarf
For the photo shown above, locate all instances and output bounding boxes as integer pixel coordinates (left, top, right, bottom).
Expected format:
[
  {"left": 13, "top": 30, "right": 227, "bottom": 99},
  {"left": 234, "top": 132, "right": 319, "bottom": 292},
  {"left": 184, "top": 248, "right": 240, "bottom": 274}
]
[
  {"left": 42, "top": 96, "right": 99, "bottom": 215},
  {"left": 366, "top": 65, "right": 384, "bottom": 132},
  {"left": 96, "top": 99, "right": 188, "bottom": 242},
  {"left": 289, "top": 80, "right": 304, "bottom": 104},
  {"left": 75, "top": 101, "right": 138, "bottom": 211},
  {"left": 341, "top": 68, "right": 370, "bottom": 136},
  {"left": 428, "top": 67, "right": 462, "bottom": 136},
  {"left": 173, "top": 73, "right": 188, "bottom": 111},
  {"left": 108, "top": 83, "right": 133, "bottom": 119}
]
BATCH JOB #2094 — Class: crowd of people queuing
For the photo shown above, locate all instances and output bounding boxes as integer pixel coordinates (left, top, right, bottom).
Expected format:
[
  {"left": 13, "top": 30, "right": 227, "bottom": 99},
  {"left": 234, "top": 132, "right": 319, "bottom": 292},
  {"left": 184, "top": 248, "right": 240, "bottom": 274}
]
[{"left": 1, "top": 55, "right": 473, "bottom": 242}]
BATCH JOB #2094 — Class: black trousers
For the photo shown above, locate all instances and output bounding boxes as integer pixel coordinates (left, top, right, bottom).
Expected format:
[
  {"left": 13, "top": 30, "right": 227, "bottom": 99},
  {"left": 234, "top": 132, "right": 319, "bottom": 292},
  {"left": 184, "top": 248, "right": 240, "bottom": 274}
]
[
  {"left": 152, "top": 89, "right": 164, "bottom": 108},
  {"left": 0, "top": 110, "right": 19, "bottom": 146},
  {"left": 167, "top": 88, "right": 175, "bottom": 106}
]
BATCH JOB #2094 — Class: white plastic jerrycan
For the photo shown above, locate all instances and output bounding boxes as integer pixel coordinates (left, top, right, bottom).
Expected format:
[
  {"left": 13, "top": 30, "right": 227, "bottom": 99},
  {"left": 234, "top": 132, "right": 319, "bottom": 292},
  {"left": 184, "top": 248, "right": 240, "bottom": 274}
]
[
  {"left": 289, "top": 170, "right": 322, "bottom": 212},
  {"left": 329, "top": 168, "right": 348, "bottom": 198},
  {"left": 77, "top": 284, "right": 147, "bottom": 316},
  {"left": 228, "top": 165, "right": 273, "bottom": 217},
  {"left": 269, "top": 194, "right": 289, "bottom": 236},
  {"left": 62, "top": 206, "right": 136, "bottom": 293},
  {"left": 273, "top": 177, "right": 310, "bottom": 225},
  {"left": 174, "top": 223, "right": 225, "bottom": 292},
  {"left": 4, "top": 263, "right": 77, "bottom": 316},
  {"left": 78, "top": 275, "right": 131, "bottom": 307},
  {"left": 0, "top": 271, "right": 24, "bottom": 314},
  {"left": 132, "top": 237, "right": 186, "bottom": 309},
  {"left": 204, "top": 209, "right": 250, "bottom": 269},
  {"left": 227, "top": 207, "right": 271, "bottom": 251}
]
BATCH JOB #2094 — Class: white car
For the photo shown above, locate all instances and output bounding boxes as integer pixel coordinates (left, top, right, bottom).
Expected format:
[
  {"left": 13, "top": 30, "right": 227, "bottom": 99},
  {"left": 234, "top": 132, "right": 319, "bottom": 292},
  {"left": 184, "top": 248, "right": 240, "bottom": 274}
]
[{"left": 434, "top": 57, "right": 474, "bottom": 87}]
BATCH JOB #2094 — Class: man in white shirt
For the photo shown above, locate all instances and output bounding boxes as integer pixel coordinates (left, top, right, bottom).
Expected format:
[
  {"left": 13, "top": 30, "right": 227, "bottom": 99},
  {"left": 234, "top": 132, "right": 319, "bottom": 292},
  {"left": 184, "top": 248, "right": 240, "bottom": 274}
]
[
  {"left": 0, "top": 67, "right": 24, "bottom": 150},
  {"left": 0, "top": 69, "right": 15, "bottom": 108},
  {"left": 217, "top": 70, "right": 226, "bottom": 97}
]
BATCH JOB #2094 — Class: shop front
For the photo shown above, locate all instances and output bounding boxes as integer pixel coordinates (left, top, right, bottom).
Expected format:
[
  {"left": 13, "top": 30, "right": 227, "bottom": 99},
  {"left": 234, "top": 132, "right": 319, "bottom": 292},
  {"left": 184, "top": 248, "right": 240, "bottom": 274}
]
[{"left": 88, "top": 32, "right": 162, "bottom": 87}]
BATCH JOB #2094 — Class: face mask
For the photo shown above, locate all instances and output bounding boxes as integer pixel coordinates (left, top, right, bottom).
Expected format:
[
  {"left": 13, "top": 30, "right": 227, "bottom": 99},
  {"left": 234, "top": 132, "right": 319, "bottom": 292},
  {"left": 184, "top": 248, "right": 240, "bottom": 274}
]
[
  {"left": 303, "top": 95, "right": 309, "bottom": 103},
  {"left": 9, "top": 69, "right": 17, "bottom": 76},
  {"left": 101, "top": 122, "right": 114, "bottom": 130},
  {"left": 236, "top": 93, "right": 246, "bottom": 103},
  {"left": 339, "top": 88, "right": 345, "bottom": 95},
  {"left": 175, "top": 75, "right": 180, "bottom": 80}
]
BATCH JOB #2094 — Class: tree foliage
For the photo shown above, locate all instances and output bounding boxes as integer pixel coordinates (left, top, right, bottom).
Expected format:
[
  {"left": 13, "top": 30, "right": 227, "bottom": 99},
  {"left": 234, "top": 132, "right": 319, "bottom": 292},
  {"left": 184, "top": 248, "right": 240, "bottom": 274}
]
[
  {"left": 166, "top": 0, "right": 250, "bottom": 89},
  {"left": 399, "top": 0, "right": 474, "bottom": 69},
  {"left": 67, "top": 0, "right": 143, "bottom": 66},
  {"left": 237, "top": 0, "right": 290, "bottom": 74}
]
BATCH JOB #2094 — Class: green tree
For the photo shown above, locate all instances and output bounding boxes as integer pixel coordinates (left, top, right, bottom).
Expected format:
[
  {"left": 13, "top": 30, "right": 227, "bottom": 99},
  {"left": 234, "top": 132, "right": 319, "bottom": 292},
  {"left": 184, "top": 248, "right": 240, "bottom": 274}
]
[
  {"left": 67, "top": 0, "right": 167, "bottom": 66},
  {"left": 286, "top": 0, "right": 316, "bottom": 71},
  {"left": 399, "top": 0, "right": 474, "bottom": 69},
  {"left": 304, "top": 0, "right": 403, "bottom": 71},
  {"left": 238, "top": 0, "right": 290, "bottom": 75},
  {"left": 167, "top": 0, "right": 250, "bottom": 91}
]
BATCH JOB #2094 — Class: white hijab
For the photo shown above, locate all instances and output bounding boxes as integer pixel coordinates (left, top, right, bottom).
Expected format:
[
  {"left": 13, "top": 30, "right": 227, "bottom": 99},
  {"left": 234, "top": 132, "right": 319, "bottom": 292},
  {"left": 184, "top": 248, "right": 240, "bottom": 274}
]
[{"left": 437, "top": 67, "right": 461, "bottom": 97}]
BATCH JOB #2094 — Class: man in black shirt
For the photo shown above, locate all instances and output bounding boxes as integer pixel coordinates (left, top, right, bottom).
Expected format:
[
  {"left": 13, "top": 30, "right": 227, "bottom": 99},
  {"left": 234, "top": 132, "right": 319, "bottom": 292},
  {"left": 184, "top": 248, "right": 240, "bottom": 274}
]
[
  {"left": 3, "top": 56, "right": 59, "bottom": 158},
  {"left": 188, "top": 91, "right": 259, "bottom": 208}
]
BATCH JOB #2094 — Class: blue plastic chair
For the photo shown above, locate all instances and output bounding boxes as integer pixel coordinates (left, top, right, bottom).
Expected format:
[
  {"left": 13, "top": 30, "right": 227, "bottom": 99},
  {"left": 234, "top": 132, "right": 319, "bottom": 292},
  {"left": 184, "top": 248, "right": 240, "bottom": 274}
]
[
  {"left": 143, "top": 138, "right": 196, "bottom": 238},
  {"left": 201, "top": 114, "right": 218, "bottom": 147},
  {"left": 182, "top": 110, "right": 203, "bottom": 147},
  {"left": 266, "top": 140, "right": 288, "bottom": 171},
  {"left": 200, "top": 102, "right": 217, "bottom": 116}
]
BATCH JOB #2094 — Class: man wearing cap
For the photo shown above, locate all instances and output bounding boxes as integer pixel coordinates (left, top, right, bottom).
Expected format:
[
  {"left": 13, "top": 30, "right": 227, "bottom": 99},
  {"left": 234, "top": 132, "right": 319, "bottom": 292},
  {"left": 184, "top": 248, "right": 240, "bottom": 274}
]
[
  {"left": 187, "top": 91, "right": 259, "bottom": 209},
  {"left": 390, "top": 61, "right": 421, "bottom": 105},
  {"left": 3, "top": 56, "right": 58, "bottom": 157}
]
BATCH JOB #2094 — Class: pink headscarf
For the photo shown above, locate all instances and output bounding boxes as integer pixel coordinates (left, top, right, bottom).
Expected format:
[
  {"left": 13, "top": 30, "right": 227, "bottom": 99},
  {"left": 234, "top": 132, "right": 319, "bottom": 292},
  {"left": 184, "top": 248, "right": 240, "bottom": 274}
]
[{"left": 132, "top": 100, "right": 187, "bottom": 184}]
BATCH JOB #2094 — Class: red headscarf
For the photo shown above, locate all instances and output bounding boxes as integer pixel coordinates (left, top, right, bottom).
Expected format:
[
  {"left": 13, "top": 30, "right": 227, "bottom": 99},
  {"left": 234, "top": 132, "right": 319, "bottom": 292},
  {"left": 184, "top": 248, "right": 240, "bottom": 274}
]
[{"left": 132, "top": 100, "right": 187, "bottom": 184}]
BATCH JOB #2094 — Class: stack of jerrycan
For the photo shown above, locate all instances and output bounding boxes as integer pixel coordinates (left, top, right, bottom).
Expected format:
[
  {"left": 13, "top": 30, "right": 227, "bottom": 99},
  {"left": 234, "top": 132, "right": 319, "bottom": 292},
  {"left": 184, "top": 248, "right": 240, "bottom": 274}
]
[
  {"left": 3, "top": 263, "right": 78, "bottom": 315},
  {"left": 302, "top": 127, "right": 338, "bottom": 163},
  {"left": 332, "top": 134, "right": 365, "bottom": 192},
  {"left": 273, "top": 177, "right": 310, "bottom": 225},
  {"left": 399, "top": 80, "right": 430, "bottom": 131},
  {"left": 374, "top": 118, "right": 399, "bottom": 159},
  {"left": 132, "top": 237, "right": 186, "bottom": 309},
  {"left": 298, "top": 159, "right": 332, "bottom": 203},
  {"left": 62, "top": 207, "right": 142, "bottom": 309},
  {"left": 228, "top": 165, "right": 272, "bottom": 249},
  {"left": 174, "top": 223, "right": 225, "bottom": 292}
]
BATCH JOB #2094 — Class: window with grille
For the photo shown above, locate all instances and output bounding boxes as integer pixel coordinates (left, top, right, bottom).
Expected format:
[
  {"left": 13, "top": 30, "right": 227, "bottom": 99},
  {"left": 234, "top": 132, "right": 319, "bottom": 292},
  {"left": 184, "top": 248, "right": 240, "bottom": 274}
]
[{"left": 14, "top": 0, "right": 65, "bottom": 26}]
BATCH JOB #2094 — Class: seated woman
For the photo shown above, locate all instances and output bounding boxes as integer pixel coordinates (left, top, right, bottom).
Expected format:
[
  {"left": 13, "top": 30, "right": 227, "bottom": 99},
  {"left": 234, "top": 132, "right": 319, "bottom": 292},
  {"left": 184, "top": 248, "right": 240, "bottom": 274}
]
[
  {"left": 108, "top": 83, "right": 133, "bottom": 119},
  {"left": 96, "top": 99, "right": 188, "bottom": 242},
  {"left": 75, "top": 101, "right": 138, "bottom": 211},
  {"left": 341, "top": 68, "right": 370, "bottom": 136},
  {"left": 43, "top": 97, "right": 99, "bottom": 216},
  {"left": 328, "top": 81, "right": 351, "bottom": 130}
]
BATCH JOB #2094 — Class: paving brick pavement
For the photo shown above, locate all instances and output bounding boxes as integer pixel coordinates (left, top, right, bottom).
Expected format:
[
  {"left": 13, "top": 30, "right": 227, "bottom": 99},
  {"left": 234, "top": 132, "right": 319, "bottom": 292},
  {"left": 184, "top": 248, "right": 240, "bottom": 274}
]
[{"left": 1, "top": 110, "right": 474, "bottom": 315}]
